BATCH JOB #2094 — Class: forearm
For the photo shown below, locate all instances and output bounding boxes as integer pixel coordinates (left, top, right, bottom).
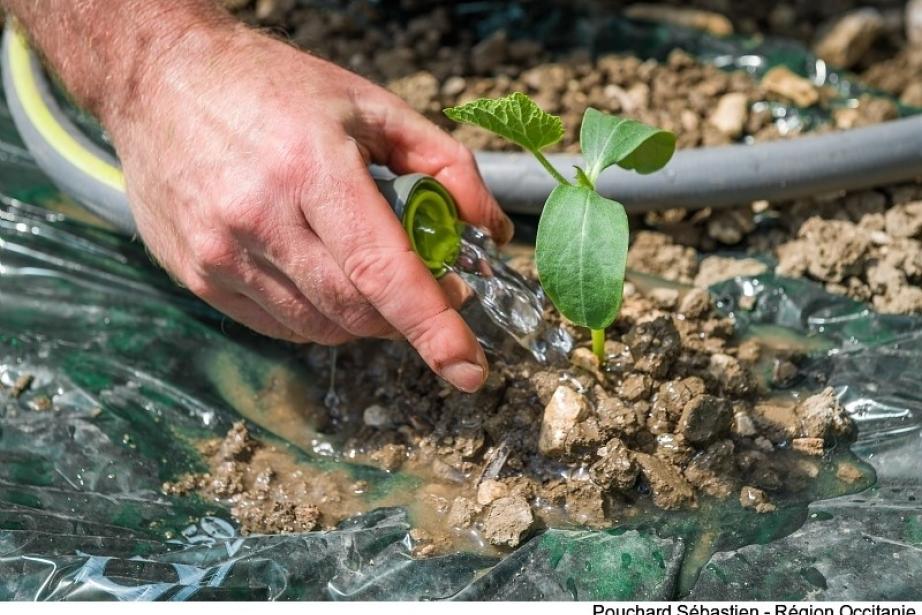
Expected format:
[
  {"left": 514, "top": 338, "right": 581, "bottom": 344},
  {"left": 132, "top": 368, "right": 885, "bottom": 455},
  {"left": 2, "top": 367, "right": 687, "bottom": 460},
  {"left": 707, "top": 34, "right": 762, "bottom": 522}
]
[{"left": 1, "top": 0, "right": 236, "bottom": 125}]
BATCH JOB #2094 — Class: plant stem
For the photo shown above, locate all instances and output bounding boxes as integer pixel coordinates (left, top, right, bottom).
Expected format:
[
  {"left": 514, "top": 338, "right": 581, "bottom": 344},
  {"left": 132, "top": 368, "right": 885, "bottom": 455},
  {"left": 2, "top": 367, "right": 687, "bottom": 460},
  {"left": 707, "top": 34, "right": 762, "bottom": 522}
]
[
  {"left": 591, "top": 328, "right": 606, "bottom": 363},
  {"left": 531, "top": 149, "right": 571, "bottom": 186}
]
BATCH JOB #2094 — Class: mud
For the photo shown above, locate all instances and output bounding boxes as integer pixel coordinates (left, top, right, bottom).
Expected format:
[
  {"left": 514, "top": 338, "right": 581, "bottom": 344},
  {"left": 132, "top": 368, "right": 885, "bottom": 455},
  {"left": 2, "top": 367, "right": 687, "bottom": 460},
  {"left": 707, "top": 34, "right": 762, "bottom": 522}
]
[{"left": 166, "top": 250, "right": 861, "bottom": 550}]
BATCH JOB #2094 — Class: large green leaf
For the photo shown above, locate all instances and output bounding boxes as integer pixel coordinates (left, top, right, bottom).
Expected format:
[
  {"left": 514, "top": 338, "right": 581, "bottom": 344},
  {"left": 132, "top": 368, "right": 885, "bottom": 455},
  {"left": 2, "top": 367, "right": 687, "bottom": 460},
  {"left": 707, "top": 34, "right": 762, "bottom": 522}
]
[
  {"left": 444, "top": 92, "right": 564, "bottom": 153},
  {"left": 580, "top": 108, "right": 676, "bottom": 184},
  {"left": 535, "top": 185, "right": 629, "bottom": 329}
]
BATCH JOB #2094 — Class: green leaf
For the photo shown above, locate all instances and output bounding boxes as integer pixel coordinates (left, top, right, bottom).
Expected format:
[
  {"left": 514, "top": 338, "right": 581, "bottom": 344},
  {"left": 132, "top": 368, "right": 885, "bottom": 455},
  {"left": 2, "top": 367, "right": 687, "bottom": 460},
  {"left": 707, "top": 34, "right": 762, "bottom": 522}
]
[
  {"left": 580, "top": 107, "right": 676, "bottom": 183},
  {"left": 444, "top": 92, "right": 564, "bottom": 153},
  {"left": 535, "top": 185, "right": 629, "bottom": 329}
]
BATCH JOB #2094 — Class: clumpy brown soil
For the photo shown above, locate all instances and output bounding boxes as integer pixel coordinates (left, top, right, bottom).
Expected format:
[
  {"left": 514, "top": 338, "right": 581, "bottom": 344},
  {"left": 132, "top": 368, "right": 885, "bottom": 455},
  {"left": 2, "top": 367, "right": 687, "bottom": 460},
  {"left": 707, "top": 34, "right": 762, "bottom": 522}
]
[
  {"left": 164, "top": 422, "right": 367, "bottom": 535},
  {"left": 631, "top": 181, "right": 922, "bottom": 315},
  {"left": 302, "top": 257, "right": 854, "bottom": 549},
  {"left": 167, "top": 257, "right": 859, "bottom": 551},
  {"left": 226, "top": 1, "right": 907, "bottom": 154}
]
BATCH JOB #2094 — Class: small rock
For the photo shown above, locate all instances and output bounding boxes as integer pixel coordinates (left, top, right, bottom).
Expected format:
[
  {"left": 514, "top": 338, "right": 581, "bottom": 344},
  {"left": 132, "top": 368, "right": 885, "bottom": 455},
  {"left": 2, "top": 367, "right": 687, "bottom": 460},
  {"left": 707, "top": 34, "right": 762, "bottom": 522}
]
[
  {"left": 634, "top": 453, "right": 697, "bottom": 510},
  {"left": 885, "top": 201, "right": 922, "bottom": 239},
  {"left": 441, "top": 76, "right": 467, "bottom": 98},
  {"left": 570, "top": 347, "right": 600, "bottom": 374},
  {"left": 589, "top": 438, "right": 638, "bottom": 491},
  {"left": 476, "top": 478, "right": 509, "bottom": 506},
  {"left": 538, "top": 386, "right": 590, "bottom": 457},
  {"left": 678, "top": 288, "right": 712, "bottom": 319},
  {"left": 771, "top": 359, "right": 799, "bottom": 387},
  {"left": 388, "top": 71, "right": 439, "bottom": 114},
  {"left": 708, "top": 353, "right": 755, "bottom": 397},
  {"left": 901, "top": 82, "right": 922, "bottom": 108},
  {"left": 762, "top": 66, "right": 819, "bottom": 108},
  {"left": 624, "top": 4, "right": 733, "bottom": 36},
  {"left": 795, "top": 387, "right": 856, "bottom": 442},
  {"left": 447, "top": 496, "right": 479, "bottom": 528},
  {"left": 649, "top": 287, "right": 680, "bottom": 309},
  {"left": 369, "top": 443, "right": 407, "bottom": 471},
  {"left": 471, "top": 30, "right": 507, "bottom": 74},
  {"left": 618, "top": 373, "right": 653, "bottom": 401},
  {"left": 732, "top": 409, "right": 758, "bottom": 437},
  {"left": 708, "top": 92, "right": 749, "bottom": 138},
  {"left": 624, "top": 316, "right": 682, "bottom": 378},
  {"left": 565, "top": 481, "right": 607, "bottom": 527},
  {"left": 8, "top": 373, "right": 33, "bottom": 399},
  {"left": 791, "top": 437, "right": 826, "bottom": 456},
  {"left": 909, "top": 0, "right": 922, "bottom": 46},
  {"left": 695, "top": 256, "right": 767, "bottom": 288},
  {"left": 363, "top": 404, "right": 395, "bottom": 428},
  {"left": 677, "top": 394, "right": 732, "bottom": 445},
  {"left": 482, "top": 495, "right": 534, "bottom": 548},
  {"left": 740, "top": 485, "right": 776, "bottom": 513},
  {"left": 254, "top": 0, "right": 295, "bottom": 23},
  {"left": 836, "top": 461, "right": 865, "bottom": 484},
  {"left": 707, "top": 208, "right": 756, "bottom": 245},
  {"left": 814, "top": 9, "right": 884, "bottom": 69}
]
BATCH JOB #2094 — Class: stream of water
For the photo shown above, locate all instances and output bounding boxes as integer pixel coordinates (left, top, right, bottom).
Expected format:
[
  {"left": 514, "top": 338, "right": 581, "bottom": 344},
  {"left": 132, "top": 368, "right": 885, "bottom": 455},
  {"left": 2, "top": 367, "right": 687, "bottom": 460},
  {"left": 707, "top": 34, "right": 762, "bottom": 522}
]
[{"left": 449, "top": 225, "right": 573, "bottom": 364}]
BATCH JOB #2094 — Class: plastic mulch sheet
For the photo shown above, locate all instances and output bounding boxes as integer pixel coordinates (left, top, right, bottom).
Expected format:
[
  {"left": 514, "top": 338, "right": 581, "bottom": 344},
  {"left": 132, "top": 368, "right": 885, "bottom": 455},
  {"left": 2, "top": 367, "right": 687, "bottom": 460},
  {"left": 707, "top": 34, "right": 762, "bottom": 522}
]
[{"left": 1, "top": 15, "right": 922, "bottom": 600}]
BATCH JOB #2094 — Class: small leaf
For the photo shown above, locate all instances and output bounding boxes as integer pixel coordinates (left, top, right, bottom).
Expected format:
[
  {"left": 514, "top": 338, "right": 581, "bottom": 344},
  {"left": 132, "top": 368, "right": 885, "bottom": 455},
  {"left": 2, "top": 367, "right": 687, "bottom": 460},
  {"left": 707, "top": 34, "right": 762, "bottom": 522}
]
[
  {"left": 580, "top": 107, "right": 676, "bottom": 183},
  {"left": 574, "top": 166, "right": 594, "bottom": 189},
  {"left": 444, "top": 92, "right": 564, "bottom": 153},
  {"left": 535, "top": 185, "right": 629, "bottom": 330}
]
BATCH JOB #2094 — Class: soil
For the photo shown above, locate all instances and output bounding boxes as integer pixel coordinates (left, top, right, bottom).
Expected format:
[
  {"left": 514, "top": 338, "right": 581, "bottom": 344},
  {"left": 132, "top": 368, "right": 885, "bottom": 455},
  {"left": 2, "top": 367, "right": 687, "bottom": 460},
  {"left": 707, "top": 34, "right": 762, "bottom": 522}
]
[
  {"left": 159, "top": 0, "right": 901, "bottom": 552},
  {"left": 168, "top": 252, "right": 860, "bottom": 550},
  {"left": 226, "top": 1, "right": 913, "bottom": 154},
  {"left": 630, "top": 181, "right": 922, "bottom": 315},
  {"left": 164, "top": 422, "right": 367, "bottom": 535}
]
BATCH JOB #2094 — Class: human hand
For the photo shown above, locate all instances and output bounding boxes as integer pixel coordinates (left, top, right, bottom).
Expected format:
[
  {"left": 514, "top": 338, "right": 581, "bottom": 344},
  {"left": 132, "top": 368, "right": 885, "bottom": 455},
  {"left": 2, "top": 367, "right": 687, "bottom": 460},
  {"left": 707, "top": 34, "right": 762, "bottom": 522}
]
[{"left": 101, "top": 24, "right": 513, "bottom": 392}]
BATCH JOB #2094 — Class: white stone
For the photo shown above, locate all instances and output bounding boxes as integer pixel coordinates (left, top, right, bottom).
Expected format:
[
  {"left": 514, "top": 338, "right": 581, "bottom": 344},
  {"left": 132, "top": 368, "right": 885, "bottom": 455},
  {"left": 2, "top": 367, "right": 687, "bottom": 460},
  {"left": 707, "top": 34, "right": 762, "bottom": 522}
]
[
  {"left": 538, "top": 386, "right": 590, "bottom": 457},
  {"left": 708, "top": 93, "right": 749, "bottom": 138}
]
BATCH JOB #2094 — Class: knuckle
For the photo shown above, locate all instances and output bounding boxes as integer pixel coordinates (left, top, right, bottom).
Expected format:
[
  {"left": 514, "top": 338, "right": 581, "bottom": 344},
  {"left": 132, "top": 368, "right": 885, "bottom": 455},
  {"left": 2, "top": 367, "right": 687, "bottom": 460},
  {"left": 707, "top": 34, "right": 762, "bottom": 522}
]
[
  {"left": 338, "top": 301, "right": 384, "bottom": 336},
  {"left": 189, "top": 230, "right": 237, "bottom": 275},
  {"left": 342, "top": 246, "right": 409, "bottom": 305},
  {"left": 184, "top": 274, "right": 220, "bottom": 303}
]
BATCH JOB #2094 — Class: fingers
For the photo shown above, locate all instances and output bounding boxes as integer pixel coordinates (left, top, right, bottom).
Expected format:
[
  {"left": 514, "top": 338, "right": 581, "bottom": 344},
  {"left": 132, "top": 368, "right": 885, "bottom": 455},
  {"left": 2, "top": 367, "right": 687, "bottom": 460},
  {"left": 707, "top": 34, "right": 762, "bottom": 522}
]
[
  {"left": 250, "top": 221, "right": 396, "bottom": 339},
  {"left": 197, "top": 286, "right": 311, "bottom": 343},
  {"left": 302, "top": 143, "right": 488, "bottom": 392},
  {"left": 359, "top": 97, "right": 514, "bottom": 245},
  {"left": 226, "top": 256, "right": 356, "bottom": 346}
]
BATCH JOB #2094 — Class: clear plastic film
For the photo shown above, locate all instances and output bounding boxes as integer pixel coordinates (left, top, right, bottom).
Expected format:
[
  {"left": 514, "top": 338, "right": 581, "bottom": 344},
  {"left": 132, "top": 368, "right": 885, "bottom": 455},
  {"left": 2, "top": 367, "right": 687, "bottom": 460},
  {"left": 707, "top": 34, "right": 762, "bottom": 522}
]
[{"left": 1, "top": 20, "right": 921, "bottom": 602}]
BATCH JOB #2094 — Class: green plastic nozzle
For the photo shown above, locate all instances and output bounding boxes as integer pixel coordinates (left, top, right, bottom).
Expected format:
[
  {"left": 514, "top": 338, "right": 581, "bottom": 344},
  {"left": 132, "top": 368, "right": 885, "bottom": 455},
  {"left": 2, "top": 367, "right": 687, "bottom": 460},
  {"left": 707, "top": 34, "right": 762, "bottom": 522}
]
[{"left": 376, "top": 174, "right": 462, "bottom": 277}]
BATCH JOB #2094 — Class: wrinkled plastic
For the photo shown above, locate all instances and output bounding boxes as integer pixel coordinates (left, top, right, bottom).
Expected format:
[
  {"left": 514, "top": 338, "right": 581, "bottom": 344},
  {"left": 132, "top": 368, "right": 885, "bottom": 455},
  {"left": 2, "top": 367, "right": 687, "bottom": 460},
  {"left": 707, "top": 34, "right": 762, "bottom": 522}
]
[{"left": 1, "top": 13, "right": 922, "bottom": 601}]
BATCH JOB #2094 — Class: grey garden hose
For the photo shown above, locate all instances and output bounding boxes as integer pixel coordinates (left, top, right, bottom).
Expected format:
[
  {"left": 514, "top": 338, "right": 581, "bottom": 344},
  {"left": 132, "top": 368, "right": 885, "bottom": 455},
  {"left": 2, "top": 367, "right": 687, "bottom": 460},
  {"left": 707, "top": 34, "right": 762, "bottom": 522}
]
[{"left": 4, "top": 21, "right": 922, "bottom": 233}]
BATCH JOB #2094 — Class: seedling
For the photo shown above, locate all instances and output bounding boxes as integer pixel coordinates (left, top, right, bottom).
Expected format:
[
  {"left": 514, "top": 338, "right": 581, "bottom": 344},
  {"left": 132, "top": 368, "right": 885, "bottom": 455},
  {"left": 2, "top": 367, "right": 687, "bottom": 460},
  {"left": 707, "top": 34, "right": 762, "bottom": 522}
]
[{"left": 445, "top": 93, "right": 676, "bottom": 362}]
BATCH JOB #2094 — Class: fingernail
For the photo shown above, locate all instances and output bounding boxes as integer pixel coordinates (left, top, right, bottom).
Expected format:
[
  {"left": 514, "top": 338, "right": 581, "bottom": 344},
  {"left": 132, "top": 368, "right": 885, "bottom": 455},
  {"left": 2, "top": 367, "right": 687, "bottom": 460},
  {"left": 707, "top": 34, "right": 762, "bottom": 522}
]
[
  {"left": 442, "top": 361, "right": 486, "bottom": 393},
  {"left": 499, "top": 213, "right": 515, "bottom": 244}
]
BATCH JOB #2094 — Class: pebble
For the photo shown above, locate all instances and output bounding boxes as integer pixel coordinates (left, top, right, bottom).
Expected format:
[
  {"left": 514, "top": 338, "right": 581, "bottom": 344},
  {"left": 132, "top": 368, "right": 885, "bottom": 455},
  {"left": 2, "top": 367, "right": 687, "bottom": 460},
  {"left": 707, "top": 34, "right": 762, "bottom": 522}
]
[
  {"left": 708, "top": 92, "right": 749, "bottom": 138},
  {"left": 762, "top": 66, "right": 819, "bottom": 108},
  {"left": 476, "top": 478, "right": 510, "bottom": 506},
  {"left": 538, "top": 386, "right": 590, "bottom": 457},
  {"left": 814, "top": 9, "right": 884, "bottom": 69},
  {"left": 624, "top": 4, "right": 733, "bottom": 36},
  {"left": 482, "top": 495, "right": 534, "bottom": 548},
  {"left": 678, "top": 394, "right": 732, "bottom": 445},
  {"left": 740, "top": 485, "right": 777, "bottom": 513}
]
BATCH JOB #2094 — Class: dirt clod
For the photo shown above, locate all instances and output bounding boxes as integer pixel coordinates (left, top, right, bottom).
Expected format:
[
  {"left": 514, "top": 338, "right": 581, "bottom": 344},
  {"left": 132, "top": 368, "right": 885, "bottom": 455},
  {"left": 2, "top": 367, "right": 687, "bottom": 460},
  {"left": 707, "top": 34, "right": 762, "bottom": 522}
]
[
  {"left": 740, "top": 485, "right": 777, "bottom": 513},
  {"left": 483, "top": 495, "right": 535, "bottom": 548}
]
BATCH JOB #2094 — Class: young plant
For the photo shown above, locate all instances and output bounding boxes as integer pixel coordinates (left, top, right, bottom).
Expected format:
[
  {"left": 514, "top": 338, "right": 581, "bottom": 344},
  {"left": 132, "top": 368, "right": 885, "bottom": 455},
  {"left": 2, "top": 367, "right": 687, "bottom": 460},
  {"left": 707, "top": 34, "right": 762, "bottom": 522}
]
[{"left": 444, "top": 93, "right": 676, "bottom": 362}]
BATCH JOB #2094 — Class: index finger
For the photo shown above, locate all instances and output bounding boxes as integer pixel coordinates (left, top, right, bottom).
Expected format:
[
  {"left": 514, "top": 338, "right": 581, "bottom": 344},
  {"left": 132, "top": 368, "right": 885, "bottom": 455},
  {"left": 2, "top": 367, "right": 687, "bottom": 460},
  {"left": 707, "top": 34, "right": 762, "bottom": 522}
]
[
  {"left": 304, "top": 140, "right": 488, "bottom": 393},
  {"left": 362, "top": 95, "right": 514, "bottom": 245}
]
